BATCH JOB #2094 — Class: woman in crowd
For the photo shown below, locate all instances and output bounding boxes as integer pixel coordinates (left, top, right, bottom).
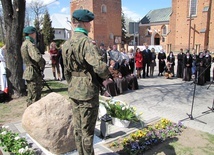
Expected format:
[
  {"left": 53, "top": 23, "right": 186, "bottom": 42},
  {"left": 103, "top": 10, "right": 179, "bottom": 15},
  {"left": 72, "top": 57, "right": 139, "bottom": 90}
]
[
  {"left": 102, "top": 76, "right": 118, "bottom": 97},
  {"left": 196, "top": 52, "right": 206, "bottom": 85},
  {"left": 58, "top": 44, "right": 65, "bottom": 80},
  {"left": 128, "top": 48, "right": 135, "bottom": 74},
  {"left": 150, "top": 48, "right": 156, "bottom": 77},
  {"left": 49, "top": 42, "right": 61, "bottom": 81},
  {"left": 158, "top": 49, "right": 166, "bottom": 76},
  {"left": 167, "top": 51, "right": 175, "bottom": 77},
  {"left": 120, "top": 59, "right": 138, "bottom": 90},
  {"left": 204, "top": 50, "right": 212, "bottom": 82},
  {"left": 183, "top": 51, "right": 193, "bottom": 81},
  {"left": 135, "top": 48, "right": 143, "bottom": 78},
  {"left": 108, "top": 59, "right": 128, "bottom": 94}
]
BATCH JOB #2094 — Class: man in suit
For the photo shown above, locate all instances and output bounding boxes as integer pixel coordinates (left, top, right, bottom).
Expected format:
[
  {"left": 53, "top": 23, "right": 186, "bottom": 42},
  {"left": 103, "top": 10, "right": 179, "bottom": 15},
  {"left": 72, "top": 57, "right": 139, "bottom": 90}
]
[{"left": 142, "top": 45, "right": 152, "bottom": 78}]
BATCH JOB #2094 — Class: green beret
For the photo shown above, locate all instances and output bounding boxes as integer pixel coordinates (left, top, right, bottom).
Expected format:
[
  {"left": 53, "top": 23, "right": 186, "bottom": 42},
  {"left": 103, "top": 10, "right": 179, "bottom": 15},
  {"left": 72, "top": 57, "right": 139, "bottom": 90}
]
[
  {"left": 23, "top": 26, "right": 36, "bottom": 34},
  {"left": 72, "top": 9, "right": 94, "bottom": 22}
]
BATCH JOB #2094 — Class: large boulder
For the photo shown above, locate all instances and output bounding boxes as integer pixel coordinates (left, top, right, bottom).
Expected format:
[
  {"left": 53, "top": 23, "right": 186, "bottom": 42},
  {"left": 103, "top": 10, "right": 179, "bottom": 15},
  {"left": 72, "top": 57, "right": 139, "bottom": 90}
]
[{"left": 22, "top": 92, "right": 76, "bottom": 154}]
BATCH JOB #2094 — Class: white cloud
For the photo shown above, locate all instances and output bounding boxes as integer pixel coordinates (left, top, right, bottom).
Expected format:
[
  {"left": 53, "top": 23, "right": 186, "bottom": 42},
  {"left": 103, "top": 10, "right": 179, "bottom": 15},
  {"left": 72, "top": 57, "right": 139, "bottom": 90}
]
[
  {"left": 122, "top": 6, "right": 142, "bottom": 22},
  {"left": 61, "top": 7, "right": 69, "bottom": 14}
]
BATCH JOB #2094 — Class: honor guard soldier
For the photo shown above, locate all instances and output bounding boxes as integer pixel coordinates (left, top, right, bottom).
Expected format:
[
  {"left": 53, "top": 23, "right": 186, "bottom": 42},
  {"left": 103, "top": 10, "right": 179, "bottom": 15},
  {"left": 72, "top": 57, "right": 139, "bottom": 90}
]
[
  {"left": 62, "top": 9, "right": 109, "bottom": 155},
  {"left": 21, "top": 26, "right": 46, "bottom": 107}
]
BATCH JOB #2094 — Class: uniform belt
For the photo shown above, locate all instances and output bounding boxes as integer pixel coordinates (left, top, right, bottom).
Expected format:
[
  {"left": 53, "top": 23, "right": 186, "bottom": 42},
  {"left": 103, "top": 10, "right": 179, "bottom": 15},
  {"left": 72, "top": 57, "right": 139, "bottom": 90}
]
[{"left": 72, "top": 71, "right": 87, "bottom": 77}]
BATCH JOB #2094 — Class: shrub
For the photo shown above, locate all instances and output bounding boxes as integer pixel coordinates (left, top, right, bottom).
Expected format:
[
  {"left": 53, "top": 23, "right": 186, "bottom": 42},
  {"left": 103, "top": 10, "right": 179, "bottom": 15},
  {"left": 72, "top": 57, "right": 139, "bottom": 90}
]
[{"left": 0, "top": 125, "right": 35, "bottom": 155}]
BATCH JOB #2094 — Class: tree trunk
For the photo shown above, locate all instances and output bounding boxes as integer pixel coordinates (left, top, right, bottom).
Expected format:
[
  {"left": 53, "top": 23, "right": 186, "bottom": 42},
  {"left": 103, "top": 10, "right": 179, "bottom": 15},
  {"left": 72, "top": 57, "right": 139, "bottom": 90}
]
[{"left": 1, "top": 0, "right": 26, "bottom": 97}]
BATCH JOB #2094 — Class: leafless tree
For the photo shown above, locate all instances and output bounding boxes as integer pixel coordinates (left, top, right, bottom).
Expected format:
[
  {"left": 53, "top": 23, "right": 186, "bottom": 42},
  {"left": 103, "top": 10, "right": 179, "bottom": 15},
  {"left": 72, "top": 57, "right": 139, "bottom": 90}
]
[
  {"left": 1, "top": 0, "right": 26, "bottom": 97},
  {"left": 27, "top": 1, "right": 46, "bottom": 30}
]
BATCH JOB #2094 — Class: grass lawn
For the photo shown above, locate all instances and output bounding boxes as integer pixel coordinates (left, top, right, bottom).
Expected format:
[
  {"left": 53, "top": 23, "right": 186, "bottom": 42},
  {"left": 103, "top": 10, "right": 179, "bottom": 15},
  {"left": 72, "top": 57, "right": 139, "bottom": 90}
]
[{"left": 0, "top": 80, "right": 68, "bottom": 125}]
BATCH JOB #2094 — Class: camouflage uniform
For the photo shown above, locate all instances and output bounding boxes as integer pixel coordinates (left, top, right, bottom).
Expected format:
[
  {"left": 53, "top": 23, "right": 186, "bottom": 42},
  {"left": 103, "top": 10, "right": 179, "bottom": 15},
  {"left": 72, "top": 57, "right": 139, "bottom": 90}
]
[
  {"left": 21, "top": 29, "right": 45, "bottom": 106},
  {"left": 62, "top": 13, "right": 109, "bottom": 154}
]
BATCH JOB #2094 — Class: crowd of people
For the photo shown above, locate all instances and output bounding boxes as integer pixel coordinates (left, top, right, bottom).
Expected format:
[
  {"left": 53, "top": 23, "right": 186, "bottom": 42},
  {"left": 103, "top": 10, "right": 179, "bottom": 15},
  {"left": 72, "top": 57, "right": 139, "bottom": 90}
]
[
  {"left": 98, "top": 44, "right": 214, "bottom": 93},
  {"left": 98, "top": 44, "right": 139, "bottom": 97},
  {"left": 175, "top": 48, "right": 213, "bottom": 85}
]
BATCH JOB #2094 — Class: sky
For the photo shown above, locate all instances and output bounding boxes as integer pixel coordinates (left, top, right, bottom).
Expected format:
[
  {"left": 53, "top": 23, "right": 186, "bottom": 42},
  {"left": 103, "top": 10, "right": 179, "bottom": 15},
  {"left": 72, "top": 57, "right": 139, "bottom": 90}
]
[{"left": 26, "top": 0, "right": 172, "bottom": 21}]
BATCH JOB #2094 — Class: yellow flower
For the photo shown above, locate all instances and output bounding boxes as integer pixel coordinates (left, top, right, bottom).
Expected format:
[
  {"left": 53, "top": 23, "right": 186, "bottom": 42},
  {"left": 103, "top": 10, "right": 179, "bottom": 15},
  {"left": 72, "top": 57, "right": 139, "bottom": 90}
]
[{"left": 122, "top": 138, "right": 129, "bottom": 145}]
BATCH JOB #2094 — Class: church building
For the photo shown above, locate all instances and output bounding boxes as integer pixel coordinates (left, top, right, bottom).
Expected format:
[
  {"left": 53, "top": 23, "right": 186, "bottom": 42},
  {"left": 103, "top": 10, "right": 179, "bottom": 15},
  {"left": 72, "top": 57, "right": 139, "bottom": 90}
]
[
  {"left": 168, "top": 0, "right": 214, "bottom": 53},
  {"left": 69, "top": 0, "right": 214, "bottom": 53},
  {"left": 139, "top": 0, "right": 214, "bottom": 53}
]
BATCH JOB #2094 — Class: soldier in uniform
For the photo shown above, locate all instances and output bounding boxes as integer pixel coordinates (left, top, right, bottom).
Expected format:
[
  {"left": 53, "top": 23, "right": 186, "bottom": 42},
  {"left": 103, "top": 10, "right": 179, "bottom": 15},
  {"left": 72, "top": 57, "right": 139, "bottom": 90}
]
[
  {"left": 21, "top": 26, "right": 46, "bottom": 107},
  {"left": 62, "top": 9, "right": 109, "bottom": 155}
]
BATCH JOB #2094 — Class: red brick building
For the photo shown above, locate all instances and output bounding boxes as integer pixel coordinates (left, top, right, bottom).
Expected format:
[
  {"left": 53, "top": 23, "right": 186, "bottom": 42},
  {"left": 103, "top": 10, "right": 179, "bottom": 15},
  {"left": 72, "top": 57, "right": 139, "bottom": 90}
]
[
  {"left": 70, "top": 0, "right": 122, "bottom": 46},
  {"left": 139, "top": 0, "right": 214, "bottom": 53},
  {"left": 139, "top": 7, "right": 171, "bottom": 51},
  {"left": 168, "top": 0, "right": 214, "bottom": 53}
]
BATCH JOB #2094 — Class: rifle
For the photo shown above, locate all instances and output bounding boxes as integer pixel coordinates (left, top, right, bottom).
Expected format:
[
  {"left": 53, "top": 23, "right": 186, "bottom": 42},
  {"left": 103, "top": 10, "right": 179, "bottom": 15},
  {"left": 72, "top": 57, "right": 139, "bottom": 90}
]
[
  {"left": 40, "top": 72, "right": 52, "bottom": 92},
  {"left": 95, "top": 74, "right": 107, "bottom": 95},
  {"left": 42, "top": 78, "right": 52, "bottom": 92}
]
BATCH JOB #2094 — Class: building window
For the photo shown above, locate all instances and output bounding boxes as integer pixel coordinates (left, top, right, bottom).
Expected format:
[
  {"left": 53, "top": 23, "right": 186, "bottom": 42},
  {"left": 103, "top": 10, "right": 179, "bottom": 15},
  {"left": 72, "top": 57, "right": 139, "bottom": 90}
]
[
  {"left": 189, "top": 0, "right": 197, "bottom": 16},
  {"left": 162, "top": 25, "right": 167, "bottom": 35},
  {"left": 101, "top": 4, "right": 107, "bottom": 13}
]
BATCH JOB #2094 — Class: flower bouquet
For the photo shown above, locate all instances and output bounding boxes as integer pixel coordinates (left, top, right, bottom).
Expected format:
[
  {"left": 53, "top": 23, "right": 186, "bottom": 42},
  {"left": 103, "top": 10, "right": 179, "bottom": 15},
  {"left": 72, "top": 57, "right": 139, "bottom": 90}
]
[
  {"left": 0, "top": 125, "right": 34, "bottom": 155},
  {"left": 99, "top": 100, "right": 142, "bottom": 124}
]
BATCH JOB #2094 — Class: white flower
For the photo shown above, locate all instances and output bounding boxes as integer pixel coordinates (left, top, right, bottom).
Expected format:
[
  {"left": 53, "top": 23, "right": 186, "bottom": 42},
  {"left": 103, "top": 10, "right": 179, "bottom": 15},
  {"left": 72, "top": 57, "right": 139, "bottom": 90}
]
[
  {"left": 18, "top": 148, "right": 26, "bottom": 154},
  {"left": 122, "top": 107, "right": 126, "bottom": 110},
  {"left": 1, "top": 131, "right": 7, "bottom": 135},
  {"left": 2, "top": 125, "right": 9, "bottom": 129},
  {"left": 18, "top": 146, "right": 29, "bottom": 154},
  {"left": 15, "top": 136, "right": 20, "bottom": 140},
  {"left": 25, "top": 146, "right": 29, "bottom": 150}
]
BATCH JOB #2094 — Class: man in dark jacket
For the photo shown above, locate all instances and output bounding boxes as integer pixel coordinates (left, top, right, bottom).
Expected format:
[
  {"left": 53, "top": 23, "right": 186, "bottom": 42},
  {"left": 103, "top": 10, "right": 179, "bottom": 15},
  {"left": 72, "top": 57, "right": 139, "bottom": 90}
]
[{"left": 142, "top": 45, "right": 152, "bottom": 78}]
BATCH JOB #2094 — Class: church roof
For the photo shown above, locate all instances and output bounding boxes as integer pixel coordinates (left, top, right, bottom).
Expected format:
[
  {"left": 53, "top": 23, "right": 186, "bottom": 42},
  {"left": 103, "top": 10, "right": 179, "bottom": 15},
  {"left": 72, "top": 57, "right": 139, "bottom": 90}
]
[
  {"left": 140, "top": 7, "right": 172, "bottom": 24},
  {"left": 51, "top": 14, "right": 72, "bottom": 30}
]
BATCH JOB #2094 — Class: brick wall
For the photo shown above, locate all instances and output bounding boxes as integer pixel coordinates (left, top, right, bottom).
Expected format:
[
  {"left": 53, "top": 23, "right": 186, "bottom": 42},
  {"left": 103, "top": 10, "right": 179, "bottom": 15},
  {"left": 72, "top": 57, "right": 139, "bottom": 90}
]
[
  {"left": 208, "top": 0, "right": 214, "bottom": 52},
  {"left": 70, "top": 0, "right": 122, "bottom": 47},
  {"left": 168, "top": 0, "right": 214, "bottom": 53},
  {"left": 139, "top": 24, "right": 169, "bottom": 51}
]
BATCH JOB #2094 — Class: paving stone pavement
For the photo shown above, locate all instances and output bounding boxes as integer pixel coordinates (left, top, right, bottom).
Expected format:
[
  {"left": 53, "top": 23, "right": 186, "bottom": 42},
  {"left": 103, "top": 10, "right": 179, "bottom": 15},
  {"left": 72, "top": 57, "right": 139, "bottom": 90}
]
[{"left": 2, "top": 52, "right": 214, "bottom": 154}]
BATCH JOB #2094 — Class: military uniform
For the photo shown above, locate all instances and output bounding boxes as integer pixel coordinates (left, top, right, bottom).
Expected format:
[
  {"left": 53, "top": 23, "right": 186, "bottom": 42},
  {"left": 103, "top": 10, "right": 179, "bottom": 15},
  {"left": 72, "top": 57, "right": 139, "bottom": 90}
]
[
  {"left": 62, "top": 9, "right": 109, "bottom": 155},
  {"left": 21, "top": 26, "right": 45, "bottom": 106}
]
